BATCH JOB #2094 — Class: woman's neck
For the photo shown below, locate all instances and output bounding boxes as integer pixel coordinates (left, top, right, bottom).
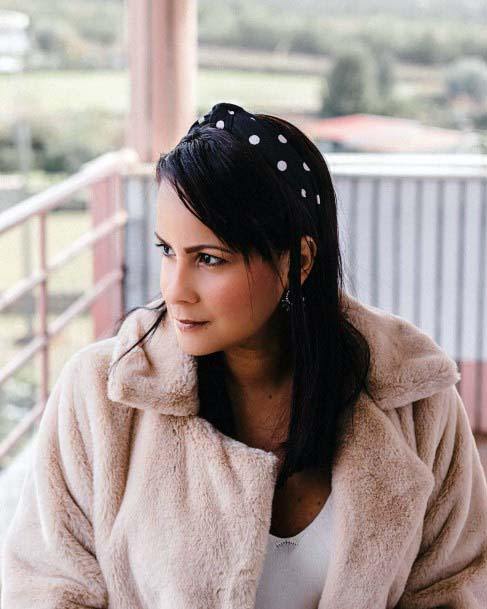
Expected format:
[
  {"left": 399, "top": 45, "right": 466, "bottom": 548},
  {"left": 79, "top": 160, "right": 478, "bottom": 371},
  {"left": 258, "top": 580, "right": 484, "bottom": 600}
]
[
  {"left": 225, "top": 372, "right": 293, "bottom": 454},
  {"left": 220, "top": 309, "right": 294, "bottom": 453}
]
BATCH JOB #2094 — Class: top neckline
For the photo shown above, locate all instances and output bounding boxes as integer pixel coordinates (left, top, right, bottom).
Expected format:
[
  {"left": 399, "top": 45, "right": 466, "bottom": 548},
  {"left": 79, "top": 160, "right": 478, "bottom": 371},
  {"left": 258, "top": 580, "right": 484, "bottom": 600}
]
[{"left": 268, "top": 488, "right": 333, "bottom": 544}]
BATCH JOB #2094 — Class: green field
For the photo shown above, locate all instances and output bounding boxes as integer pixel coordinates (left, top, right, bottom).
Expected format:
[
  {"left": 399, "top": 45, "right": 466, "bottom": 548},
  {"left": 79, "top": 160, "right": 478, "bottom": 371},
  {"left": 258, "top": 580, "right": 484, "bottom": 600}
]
[
  {"left": 0, "top": 210, "right": 92, "bottom": 292},
  {"left": 198, "top": 69, "right": 322, "bottom": 113},
  {"left": 0, "top": 61, "right": 446, "bottom": 123},
  {"left": 0, "top": 68, "right": 323, "bottom": 119},
  {"left": 1, "top": 70, "right": 129, "bottom": 117}
]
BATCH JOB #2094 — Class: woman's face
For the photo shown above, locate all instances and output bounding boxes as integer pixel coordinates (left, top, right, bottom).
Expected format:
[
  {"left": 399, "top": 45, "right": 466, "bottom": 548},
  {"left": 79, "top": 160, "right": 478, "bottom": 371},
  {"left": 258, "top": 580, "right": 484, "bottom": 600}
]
[{"left": 155, "top": 179, "right": 289, "bottom": 356}]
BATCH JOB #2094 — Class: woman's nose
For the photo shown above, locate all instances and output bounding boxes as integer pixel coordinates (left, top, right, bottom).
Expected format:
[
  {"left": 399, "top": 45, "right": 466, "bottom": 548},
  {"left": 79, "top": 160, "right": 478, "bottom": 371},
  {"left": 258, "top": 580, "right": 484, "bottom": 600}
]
[{"left": 161, "top": 263, "right": 199, "bottom": 304}]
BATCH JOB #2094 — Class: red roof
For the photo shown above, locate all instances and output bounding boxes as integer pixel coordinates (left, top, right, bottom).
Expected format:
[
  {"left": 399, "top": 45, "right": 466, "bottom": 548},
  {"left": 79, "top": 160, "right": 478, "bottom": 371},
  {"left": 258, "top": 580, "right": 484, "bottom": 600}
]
[{"left": 293, "top": 114, "right": 472, "bottom": 153}]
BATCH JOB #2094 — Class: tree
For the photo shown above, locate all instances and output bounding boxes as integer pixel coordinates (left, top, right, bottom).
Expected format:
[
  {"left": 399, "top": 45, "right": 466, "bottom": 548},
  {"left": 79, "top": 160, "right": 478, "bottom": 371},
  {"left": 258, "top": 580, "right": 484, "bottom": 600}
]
[
  {"left": 376, "top": 51, "right": 395, "bottom": 98},
  {"left": 445, "top": 56, "right": 487, "bottom": 103},
  {"left": 321, "top": 46, "right": 379, "bottom": 117}
]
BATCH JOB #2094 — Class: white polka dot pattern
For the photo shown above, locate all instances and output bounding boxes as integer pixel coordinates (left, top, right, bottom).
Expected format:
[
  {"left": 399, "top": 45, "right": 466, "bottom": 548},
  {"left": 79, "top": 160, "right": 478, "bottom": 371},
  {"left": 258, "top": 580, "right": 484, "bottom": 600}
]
[{"left": 188, "top": 103, "right": 321, "bottom": 207}]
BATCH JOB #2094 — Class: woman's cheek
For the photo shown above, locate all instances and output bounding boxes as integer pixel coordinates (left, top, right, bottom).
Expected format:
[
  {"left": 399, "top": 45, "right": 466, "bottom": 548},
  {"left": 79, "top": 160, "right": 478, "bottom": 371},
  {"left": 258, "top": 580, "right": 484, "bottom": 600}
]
[
  {"left": 210, "top": 272, "right": 251, "bottom": 317},
  {"left": 214, "top": 269, "right": 278, "bottom": 327}
]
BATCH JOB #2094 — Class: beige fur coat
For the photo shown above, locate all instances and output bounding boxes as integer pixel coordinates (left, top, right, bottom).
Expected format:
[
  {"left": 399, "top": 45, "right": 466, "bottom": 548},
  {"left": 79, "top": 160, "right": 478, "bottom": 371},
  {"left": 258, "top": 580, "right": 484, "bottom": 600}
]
[{"left": 2, "top": 292, "right": 487, "bottom": 608}]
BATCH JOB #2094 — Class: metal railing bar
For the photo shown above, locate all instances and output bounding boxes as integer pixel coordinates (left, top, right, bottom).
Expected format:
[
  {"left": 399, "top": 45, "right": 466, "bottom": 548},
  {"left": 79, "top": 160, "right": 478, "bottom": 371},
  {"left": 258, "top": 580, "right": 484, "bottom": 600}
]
[
  {"left": 326, "top": 153, "right": 487, "bottom": 167},
  {"left": 370, "top": 177, "right": 380, "bottom": 307},
  {"left": 49, "top": 210, "right": 127, "bottom": 273},
  {"left": 0, "top": 269, "right": 122, "bottom": 388},
  {"left": 434, "top": 179, "right": 445, "bottom": 345},
  {"left": 455, "top": 180, "right": 467, "bottom": 397},
  {"left": 348, "top": 176, "right": 358, "bottom": 295},
  {"left": 0, "top": 156, "right": 134, "bottom": 464},
  {"left": 328, "top": 168, "right": 487, "bottom": 179},
  {"left": 48, "top": 269, "right": 123, "bottom": 337},
  {"left": 413, "top": 179, "right": 423, "bottom": 327},
  {"left": 0, "top": 400, "right": 45, "bottom": 462},
  {"left": 0, "top": 211, "right": 127, "bottom": 314},
  {"left": 39, "top": 212, "right": 48, "bottom": 406},
  {"left": 0, "top": 269, "right": 124, "bottom": 460},
  {"left": 392, "top": 178, "right": 402, "bottom": 314},
  {"left": 474, "top": 179, "right": 487, "bottom": 429},
  {"left": 128, "top": 154, "right": 487, "bottom": 180},
  {"left": 0, "top": 271, "right": 46, "bottom": 313},
  {"left": 0, "top": 335, "right": 46, "bottom": 386},
  {"left": 0, "top": 149, "right": 138, "bottom": 236}
]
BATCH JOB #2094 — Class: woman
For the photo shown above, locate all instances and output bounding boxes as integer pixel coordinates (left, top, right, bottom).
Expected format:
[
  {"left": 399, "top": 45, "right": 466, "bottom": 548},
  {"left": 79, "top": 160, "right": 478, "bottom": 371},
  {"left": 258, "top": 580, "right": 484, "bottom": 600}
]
[{"left": 2, "top": 102, "right": 487, "bottom": 609}]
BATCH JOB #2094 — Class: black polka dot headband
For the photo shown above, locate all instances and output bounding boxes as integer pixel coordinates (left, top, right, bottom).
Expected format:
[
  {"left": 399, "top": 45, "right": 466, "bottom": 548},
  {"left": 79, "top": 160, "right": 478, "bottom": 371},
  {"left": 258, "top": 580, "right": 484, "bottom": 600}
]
[{"left": 187, "top": 102, "right": 321, "bottom": 206}]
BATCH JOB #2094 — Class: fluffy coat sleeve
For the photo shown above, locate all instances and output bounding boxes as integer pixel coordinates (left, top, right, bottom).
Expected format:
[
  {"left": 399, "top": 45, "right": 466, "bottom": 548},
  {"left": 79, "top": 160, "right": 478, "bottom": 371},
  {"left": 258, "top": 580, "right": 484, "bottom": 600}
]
[
  {"left": 397, "top": 385, "right": 487, "bottom": 608},
  {"left": 1, "top": 352, "right": 108, "bottom": 608}
]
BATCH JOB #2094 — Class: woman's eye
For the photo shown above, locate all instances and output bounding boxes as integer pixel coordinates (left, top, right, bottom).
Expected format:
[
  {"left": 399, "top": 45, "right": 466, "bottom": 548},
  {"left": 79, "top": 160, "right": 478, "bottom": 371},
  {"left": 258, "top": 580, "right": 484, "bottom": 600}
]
[
  {"left": 155, "top": 243, "right": 171, "bottom": 256},
  {"left": 154, "top": 243, "right": 225, "bottom": 267},
  {"left": 198, "top": 253, "right": 225, "bottom": 267}
]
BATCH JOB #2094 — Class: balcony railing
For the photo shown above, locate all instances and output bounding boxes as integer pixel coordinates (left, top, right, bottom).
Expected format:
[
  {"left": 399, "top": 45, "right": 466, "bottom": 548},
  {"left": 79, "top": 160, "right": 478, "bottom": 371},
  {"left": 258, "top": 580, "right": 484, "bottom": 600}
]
[{"left": 0, "top": 148, "right": 138, "bottom": 463}]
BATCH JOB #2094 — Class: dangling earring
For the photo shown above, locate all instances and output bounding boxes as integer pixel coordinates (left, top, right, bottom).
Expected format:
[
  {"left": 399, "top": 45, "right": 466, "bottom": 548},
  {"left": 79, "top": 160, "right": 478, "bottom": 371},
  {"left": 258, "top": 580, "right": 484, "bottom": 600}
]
[
  {"left": 280, "top": 287, "right": 306, "bottom": 311},
  {"left": 280, "top": 287, "right": 292, "bottom": 311}
]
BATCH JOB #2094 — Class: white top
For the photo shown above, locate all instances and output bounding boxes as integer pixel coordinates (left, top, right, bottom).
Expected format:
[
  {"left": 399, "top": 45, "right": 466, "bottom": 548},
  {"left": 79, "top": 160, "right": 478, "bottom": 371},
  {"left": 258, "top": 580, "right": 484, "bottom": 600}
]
[{"left": 254, "top": 489, "right": 334, "bottom": 609}]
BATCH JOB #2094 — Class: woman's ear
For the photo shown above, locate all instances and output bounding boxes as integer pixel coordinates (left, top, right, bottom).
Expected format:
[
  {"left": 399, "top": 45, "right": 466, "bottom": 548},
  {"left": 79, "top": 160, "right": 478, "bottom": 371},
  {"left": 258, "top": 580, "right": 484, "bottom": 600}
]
[{"left": 300, "top": 235, "right": 317, "bottom": 285}]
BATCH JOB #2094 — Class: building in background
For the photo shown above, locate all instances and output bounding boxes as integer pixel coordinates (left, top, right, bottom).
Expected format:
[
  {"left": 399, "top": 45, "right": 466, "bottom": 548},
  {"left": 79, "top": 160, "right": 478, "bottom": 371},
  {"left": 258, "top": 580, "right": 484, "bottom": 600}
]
[
  {"left": 292, "top": 113, "right": 480, "bottom": 153},
  {"left": 0, "top": 10, "right": 30, "bottom": 74}
]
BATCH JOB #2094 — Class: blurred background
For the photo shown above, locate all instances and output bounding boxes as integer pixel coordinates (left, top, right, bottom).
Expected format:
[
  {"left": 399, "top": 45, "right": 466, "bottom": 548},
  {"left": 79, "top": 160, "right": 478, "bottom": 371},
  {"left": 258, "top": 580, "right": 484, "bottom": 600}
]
[{"left": 1, "top": 0, "right": 486, "bottom": 566}]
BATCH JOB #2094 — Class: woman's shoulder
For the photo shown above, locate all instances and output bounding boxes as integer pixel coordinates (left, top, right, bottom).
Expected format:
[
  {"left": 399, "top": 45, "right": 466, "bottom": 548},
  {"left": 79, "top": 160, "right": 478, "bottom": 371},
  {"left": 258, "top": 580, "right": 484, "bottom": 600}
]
[
  {"left": 64, "top": 336, "right": 119, "bottom": 383},
  {"left": 341, "top": 291, "right": 461, "bottom": 411},
  {"left": 341, "top": 294, "right": 466, "bottom": 473},
  {"left": 51, "top": 337, "right": 122, "bottom": 421}
]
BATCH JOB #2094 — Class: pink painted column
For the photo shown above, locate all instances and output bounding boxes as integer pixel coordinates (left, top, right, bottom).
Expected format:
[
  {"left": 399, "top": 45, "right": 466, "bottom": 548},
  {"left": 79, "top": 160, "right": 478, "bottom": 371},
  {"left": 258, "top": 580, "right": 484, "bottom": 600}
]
[
  {"left": 126, "top": 0, "right": 198, "bottom": 162},
  {"left": 90, "top": 175, "right": 124, "bottom": 339}
]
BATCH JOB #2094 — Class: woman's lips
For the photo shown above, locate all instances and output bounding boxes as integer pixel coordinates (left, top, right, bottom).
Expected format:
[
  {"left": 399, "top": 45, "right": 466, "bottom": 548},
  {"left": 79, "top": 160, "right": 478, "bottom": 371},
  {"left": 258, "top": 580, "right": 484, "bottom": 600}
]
[{"left": 175, "top": 319, "right": 210, "bottom": 331}]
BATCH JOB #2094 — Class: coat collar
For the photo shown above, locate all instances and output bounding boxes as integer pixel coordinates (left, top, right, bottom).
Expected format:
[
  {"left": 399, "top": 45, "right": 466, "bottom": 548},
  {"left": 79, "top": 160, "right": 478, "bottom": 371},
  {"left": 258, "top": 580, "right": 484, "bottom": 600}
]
[{"left": 107, "top": 290, "right": 460, "bottom": 414}]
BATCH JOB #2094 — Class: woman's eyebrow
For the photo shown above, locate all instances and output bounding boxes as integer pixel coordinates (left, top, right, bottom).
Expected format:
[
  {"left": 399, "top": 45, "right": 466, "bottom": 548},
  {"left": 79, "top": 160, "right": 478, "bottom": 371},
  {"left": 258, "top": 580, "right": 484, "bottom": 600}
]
[{"left": 154, "top": 231, "right": 233, "bottom": 254}]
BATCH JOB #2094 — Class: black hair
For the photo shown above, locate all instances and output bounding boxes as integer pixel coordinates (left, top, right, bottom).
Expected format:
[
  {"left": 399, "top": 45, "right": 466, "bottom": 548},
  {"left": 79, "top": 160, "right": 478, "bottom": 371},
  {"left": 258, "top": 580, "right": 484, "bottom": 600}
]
[{"left": 109, "top": 112, "right": 372, "bottom": 489}]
